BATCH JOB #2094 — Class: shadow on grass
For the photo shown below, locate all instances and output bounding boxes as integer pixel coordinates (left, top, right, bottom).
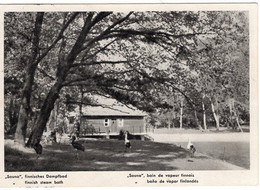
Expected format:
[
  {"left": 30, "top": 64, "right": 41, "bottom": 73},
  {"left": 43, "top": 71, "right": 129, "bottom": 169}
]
[{"left": 5, "top": 139, "right": 194, "bottom": 171}]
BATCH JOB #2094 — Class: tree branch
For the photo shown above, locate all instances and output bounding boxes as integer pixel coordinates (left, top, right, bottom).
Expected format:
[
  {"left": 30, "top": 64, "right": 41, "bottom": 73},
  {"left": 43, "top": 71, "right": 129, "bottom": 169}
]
[
  {"left": 101, "top": 29, "right": 213, "bottom": 42},
  {"left": 36, "top": 67, "right": 55, "bottom": 80},
  {"left": 90, "top": 12, "right": 113, "bottom": 27},
  {"left": 83, "top": 38, "right": 118, "bottom": 61},
  {"left": 63, "top": 69, "right": 133, "bottom": 87},
  {"left": 31, "top": 12, "right": 44, "bottom": 65},
  {"left": 66, "top": 12, "right": 95, "bottom": 64},
  {"left": 71, "top": 60, "right": 128, "bottom": 67},
  {"left": 35, "top": 12, "right": 79, "bottom": 65},
  {"left": 113, "top": 85, "right": 142, "bottom": 92},
  {"left": 79, "top": 12, "right": 133, "bottom": 52},
  {"left": 66, "top": 100, "right": 132, "bottom": 114},
  {"left": 126, "top": 62, "right": 197, "bottom": 106}
]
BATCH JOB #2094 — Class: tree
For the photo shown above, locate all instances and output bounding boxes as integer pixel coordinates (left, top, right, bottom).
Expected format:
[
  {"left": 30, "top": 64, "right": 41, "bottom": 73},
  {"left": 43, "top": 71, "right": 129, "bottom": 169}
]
[
  {"left": 5, "top": 11, "right": 249, "bottom": 148},
  {"left": 149, "top": 11, "right": 250, "bottom": 131},
  {"left": 5, "top": 12, "right": 80, "bottom": 145},
  {"left": 184, "top": 11, "right": 249, "bottom": 131}
]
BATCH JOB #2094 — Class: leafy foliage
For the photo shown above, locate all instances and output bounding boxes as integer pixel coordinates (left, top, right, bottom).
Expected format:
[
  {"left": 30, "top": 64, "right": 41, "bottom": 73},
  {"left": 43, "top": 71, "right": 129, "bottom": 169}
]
[{"left": 4, "top": 11, "right": 249, "bottom": 144}]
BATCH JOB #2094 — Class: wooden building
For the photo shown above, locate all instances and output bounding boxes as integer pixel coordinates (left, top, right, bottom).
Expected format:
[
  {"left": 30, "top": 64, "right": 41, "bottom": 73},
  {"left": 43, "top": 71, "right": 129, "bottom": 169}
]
[
  {"left": 69, "top": 100, "right": 147, "bottom": 135},
  {"left": 81, "top": 114, "right": 146, "bottom": 135}
]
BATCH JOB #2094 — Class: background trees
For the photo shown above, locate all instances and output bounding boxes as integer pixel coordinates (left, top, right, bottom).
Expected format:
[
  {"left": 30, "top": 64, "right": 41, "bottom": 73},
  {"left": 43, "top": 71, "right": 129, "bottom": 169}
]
[{"left": 4, "top": 11, "right": 249, "bottom": 147}]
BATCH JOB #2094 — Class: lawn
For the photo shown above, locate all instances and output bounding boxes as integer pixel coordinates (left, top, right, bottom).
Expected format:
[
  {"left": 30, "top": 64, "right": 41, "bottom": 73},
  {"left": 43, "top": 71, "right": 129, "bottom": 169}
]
[
  {"left": 5, "top": 138, "right": 244, "bottom": 171},
  {"left": 148, "top": 129, "right": 250, "bottom": 169},
  {"left": 175, "top": 141, "right": 250, "bottom": 169}
]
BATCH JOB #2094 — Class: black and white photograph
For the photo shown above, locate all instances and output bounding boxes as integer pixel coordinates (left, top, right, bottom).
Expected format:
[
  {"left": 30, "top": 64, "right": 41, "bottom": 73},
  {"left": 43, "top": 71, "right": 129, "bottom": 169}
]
[{"left": 0, "top": 3, "right": 258, "bottom": 187}]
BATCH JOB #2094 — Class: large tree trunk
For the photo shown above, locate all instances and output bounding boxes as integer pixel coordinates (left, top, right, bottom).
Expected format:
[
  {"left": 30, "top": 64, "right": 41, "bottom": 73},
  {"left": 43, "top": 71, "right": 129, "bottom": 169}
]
[
  {"left": 79, "top": 85, "right": 84, "bottom": 129},
  {"left": 26, "top": 14, "right": 95, "bottom": 147},
  {"left": 210, "top": 99, "right": 220, "bottom": 131},
  {"left": 14, "top": 13, "right": 44, "bottom": 145},
  {"left": 15, "top": 102, "right": 28, "bottom": 144},
  {"left": 228, "top": 98, "right": 235, "bottom": 129},
  {"left": 234, "top": 109, "right": 243, "bottom": 133},
  {"left": 202, "top": 94, "right": 207, "bottom": 130},
  {"left": 231, "top": 99, "right": 244, "bottom": 133},
  {"left": 55, "top": 101, "right": 59, "bottom": 130},
  {"left": 7, "top": 97, "right": 18, "bottom": 134},
  {"left": 26, "top": 12, "right": 124, "bottom": 147},
  {"left": 179, "top": 99, "right": 183, "bottom": 129},
  {"left": 27, "top": 82, "right": 62, "bottom": 147},
  {"left": 47, "top": 109, "right": 55, "bottom": 132},
  {"left": 14, "top": 65, "right": 39, "bottom": 144},
  {"left": 8, "top": 98, "right": 14, "bottom": 128},
  {"left": 193, "top": 108, "right": 202, "bottom": 130},
  {"left": 167, "top": 118, "right": 171, "bottom": 129},
  {"left": 14, "top": 62, "right": 42, "bottom": 145},
  {"left": 172, "top": 111, "right": 175, "bottom": 128},
  {"left": 14, "top": 13, "right": 79, "bottom": 146}
]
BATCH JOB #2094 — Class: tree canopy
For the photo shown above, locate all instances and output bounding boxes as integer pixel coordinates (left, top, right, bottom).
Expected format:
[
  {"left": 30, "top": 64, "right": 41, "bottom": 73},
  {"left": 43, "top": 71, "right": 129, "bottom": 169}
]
[{"left": 4, "top": 11, "right": 249, "bottom": 146}]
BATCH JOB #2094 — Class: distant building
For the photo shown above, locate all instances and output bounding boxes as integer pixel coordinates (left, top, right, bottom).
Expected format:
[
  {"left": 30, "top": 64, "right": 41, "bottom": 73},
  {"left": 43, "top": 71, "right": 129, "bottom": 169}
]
[{"left": 68, "top": 98, "right": 147, "bottom": 135}]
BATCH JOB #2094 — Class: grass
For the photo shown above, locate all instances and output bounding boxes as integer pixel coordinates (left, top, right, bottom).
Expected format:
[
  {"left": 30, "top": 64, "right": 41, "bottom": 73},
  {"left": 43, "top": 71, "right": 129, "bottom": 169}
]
[
  {"left": 176, "top": 141, "right": 250, "bottom": 169},
  {"left": 148, "top": 127, "right": 250, "bottom": 169},
  {"left": 195, "top": 141, "right": 250, "bottom": 169},
  {"left": 5, "top": 139, "right": 187, "bottom": 171},
  {"left": 152, "top": 126, "right": 250, "bottom": 134},
  {"left": 5, "top": 138, "right": 245, "bottom": 171}
]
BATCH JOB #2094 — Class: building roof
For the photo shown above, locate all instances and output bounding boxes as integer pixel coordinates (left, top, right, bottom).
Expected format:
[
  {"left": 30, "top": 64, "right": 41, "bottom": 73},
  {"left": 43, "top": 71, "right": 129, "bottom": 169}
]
[
  {"left": 68, "top": 96, "right": 147, "bottom": 117},
  {"left": 81, "top": 106, "right": 146, "bottom": 116}
]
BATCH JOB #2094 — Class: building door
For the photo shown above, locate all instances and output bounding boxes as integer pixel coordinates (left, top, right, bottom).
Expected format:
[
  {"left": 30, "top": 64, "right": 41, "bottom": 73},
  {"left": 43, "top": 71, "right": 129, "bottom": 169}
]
[
  {"left": 117, "top": 119, "right": 124, "bottom": 133},
  {"left": 110, "top": 119, "right": 117, "bottom": 133}
]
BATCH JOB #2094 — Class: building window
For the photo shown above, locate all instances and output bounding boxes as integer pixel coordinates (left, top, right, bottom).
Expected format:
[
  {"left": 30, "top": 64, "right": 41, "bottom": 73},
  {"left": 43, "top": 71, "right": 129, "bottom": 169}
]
[
  {"left": 104, "top": 118, "right": 109, "bottom": 127},
  {"left": 117, "top": 119, "right": 124, "bottom": 127}
]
